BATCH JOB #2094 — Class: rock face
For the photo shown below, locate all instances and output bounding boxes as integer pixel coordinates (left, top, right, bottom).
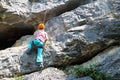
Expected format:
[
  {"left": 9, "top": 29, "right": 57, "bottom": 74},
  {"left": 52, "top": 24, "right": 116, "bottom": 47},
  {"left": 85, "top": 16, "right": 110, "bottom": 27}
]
[
  {"left": 23, "top": 67, "right": 66, "bottom": 80},
  {"left": 0, "top": 0, "right": 92, "bottom": 50},
  {"left": 0, "top": 0, "right": 120, "bottom": 80},
  {"left": 1, "top": 67, "right": 93, "bottom": 80},
  {"left": 23, "top": 67, "right": 93, "bottom": 80},
  {"left": 80, "top": 46, "right": 120, "bottom": 79},
  {"left": 45, "top": 0, "right": 120, "bottom": 66},
  {"left": 0, "top": 6, "right": 35, "bottom": 49}
]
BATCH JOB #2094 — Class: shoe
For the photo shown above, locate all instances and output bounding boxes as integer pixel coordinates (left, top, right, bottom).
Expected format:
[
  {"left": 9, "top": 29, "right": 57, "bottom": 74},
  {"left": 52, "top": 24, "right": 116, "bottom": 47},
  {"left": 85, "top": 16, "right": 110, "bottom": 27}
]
[{"left": 39, "top": 62, "right": 44, "bottom": 68}]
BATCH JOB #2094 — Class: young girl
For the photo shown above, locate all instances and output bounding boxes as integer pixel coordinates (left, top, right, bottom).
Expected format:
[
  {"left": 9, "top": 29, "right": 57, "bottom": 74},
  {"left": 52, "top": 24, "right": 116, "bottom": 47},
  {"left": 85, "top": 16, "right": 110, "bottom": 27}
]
[{"left": 27, "top": 23, "right": 48, "bottom": 68}]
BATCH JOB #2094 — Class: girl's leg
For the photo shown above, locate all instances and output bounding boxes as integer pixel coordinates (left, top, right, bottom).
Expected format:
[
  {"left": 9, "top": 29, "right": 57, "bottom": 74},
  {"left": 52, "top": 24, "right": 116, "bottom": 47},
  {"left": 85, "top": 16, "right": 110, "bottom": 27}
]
[
  {"left": 37, "top": 48, "right": 43, "bottom": 63},
  {"left": 26, "top": 41, "right": 33, "bottom": 54},
  {"left": 33, "top": 39, "right": 44, "bottom": 67},
  {"left": 28, "top": 41, "right": 33, "bottom": 49},
  {"left": 33, "top": 39, "right": 43, "bottom": 46}
]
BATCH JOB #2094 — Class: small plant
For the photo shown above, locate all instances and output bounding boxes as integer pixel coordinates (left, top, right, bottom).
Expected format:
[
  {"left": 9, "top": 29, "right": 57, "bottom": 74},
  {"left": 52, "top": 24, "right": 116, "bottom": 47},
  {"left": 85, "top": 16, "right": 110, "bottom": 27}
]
[
  {"left": 14, "top": 74, "right": 23, "bottom": 80},
  {"left": 111, "top": 12, "right": 119, "bottom": 18},
  {"left": 62, "top": 65, "right": 114, "bottom": 80},
  {"left": 73, "top": 65, "right": 114, "bottom": 80}
]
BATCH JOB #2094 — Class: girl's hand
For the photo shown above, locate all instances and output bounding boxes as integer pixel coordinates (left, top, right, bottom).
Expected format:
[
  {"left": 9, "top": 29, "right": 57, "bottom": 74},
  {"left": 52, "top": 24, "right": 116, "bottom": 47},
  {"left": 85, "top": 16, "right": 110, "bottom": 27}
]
[{"left": 45, "top": 41, "right": 51, "bottom": 46}]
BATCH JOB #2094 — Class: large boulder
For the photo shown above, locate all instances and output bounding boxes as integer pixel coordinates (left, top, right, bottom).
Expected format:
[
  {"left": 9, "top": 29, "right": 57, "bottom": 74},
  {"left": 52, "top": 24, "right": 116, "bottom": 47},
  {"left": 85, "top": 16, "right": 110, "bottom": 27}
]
[
  {"left": 1, "top": 67, "right": 93, "bottom": 80},
  {"left": 0, "top": 0, "right": 93, "bottom": 50},
  {"left": 23, "top": 67, "right": 93, "bottom": 80},
  {"left": 0, "top": 6, "right": 35, "bottom": 49},
  {"left": 44, "top": 0, "right": 120, "bottom": 65},
  {"left": 80, "top": 46, "right": 120, "bottom": 79}
]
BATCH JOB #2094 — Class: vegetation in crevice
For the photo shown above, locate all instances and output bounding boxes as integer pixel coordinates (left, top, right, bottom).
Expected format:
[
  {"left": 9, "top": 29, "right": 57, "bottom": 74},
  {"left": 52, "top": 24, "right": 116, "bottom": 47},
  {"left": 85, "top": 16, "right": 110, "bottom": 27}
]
[
  {"left": 62, "top": 65, "right": 114, "bottom": 80},
  {"left": 14, "top": 74, "right": 23, "bottom": 80}
]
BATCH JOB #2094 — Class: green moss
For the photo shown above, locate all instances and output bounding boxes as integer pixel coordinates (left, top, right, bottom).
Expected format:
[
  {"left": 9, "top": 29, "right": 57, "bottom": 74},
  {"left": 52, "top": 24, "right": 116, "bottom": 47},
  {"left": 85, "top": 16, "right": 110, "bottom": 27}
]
[
  {"left": 63, "top": 65, "right": 114, "bottom": 80},
  {"left": 14, "top": 74, "right": 23, "bottom": 80},
  {"left": 111, "top": 12, "right": 119, "bottom": 18}
]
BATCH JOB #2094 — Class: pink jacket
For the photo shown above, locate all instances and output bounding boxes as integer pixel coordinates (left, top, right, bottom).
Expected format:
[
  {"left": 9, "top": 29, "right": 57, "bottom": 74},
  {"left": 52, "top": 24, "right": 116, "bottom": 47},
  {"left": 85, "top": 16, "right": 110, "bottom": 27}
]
[{"left": 34, "top": 30, "right": 48, "bottom": 42}]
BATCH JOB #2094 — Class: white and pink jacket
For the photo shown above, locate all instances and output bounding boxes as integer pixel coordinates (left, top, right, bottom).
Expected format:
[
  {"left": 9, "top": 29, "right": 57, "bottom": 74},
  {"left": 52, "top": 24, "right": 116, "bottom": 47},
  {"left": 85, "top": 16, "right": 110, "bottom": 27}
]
[{"left": 34, "top": 30, "right": 48, "bottom": 42}]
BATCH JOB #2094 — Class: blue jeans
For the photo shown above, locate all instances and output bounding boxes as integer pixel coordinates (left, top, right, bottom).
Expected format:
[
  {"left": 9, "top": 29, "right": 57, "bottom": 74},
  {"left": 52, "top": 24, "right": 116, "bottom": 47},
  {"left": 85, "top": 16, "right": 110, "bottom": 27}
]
[{"left": 28, "top": 39, "right": 44, "bottom": 63}]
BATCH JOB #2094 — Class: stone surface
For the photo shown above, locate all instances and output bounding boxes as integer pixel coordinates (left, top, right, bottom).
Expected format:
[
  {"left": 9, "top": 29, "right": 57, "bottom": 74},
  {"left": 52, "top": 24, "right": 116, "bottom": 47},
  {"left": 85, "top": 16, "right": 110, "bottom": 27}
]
[
  {"left": 0, "top": 78, "right": 14, "bottom": 80},
  {"left": 0, "top": 0, "right": 93, "bottom": 50},
  {"left": 0, "top": 21, "right": 34, "bottom": 50},
  {"left": 23, "top": 67, "right": 93, "bottom": 80},
  {"left": 0, "top": 0, "right": 120, "bottom": 80},
  {"left": 81, "top": 46, "right": 120, "bottom": 79},
  {"left": 23, "top": 67, "right": 66, "bottom": 80}
]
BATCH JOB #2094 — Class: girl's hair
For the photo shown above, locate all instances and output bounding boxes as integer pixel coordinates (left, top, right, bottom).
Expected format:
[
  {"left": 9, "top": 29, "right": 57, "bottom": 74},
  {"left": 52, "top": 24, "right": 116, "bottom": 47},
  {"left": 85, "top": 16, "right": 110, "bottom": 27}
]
[{"left": 38, "top": 23, "right": 45, "bottom": 29}]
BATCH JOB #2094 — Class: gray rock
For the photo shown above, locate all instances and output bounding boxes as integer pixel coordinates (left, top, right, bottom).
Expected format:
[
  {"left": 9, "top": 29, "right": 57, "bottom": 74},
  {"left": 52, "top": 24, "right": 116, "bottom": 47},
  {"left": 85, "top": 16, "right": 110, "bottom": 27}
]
[
  {"left": 66, "top": 75, "right": 93, "bottom": 80},
  {"left": 0, "top": 0, "right": 120, "bottom": 80},
  {"left": 0, "top": 0, "right": 93, "bottom": 50},
  {"left": 81, "top": 46, "right": 120, "bottom": 79},
  {"left": 0, "top": 78, "right": 14, "bottom": 80},
  {"left": 23, "top": 67, "right": 66, "bottom": 80},
  {"left": 0, "top": 46, "right": 38, "bottom": 78},
  {"left": 23, "top": 67, "right": 93, "bottom": 80},
  {"left": 75, "top": 76, "right": 93, "bottom": 80}
]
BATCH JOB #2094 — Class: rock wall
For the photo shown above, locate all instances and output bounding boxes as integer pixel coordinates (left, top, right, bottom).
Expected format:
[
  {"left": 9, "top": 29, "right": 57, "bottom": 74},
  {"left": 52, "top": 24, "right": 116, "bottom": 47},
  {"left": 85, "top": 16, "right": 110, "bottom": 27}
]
[
  {"left": 0, "top": 0, "right": 92, "bottom": 50},
  {"left": 0, "top": 0, "right": 120, "bottom": 80}
]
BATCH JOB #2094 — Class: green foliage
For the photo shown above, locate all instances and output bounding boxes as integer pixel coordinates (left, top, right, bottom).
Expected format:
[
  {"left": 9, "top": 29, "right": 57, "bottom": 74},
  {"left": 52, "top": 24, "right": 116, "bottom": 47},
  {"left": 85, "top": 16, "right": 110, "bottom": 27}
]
[
  {"left": 111, "top": 12, "right": 119, "bottom": 18},
  {"left": 72, "top": 65, "right": 114, "bottom": 80},
  {"left": 14, "top": 74, "right": 23, "bottom": 80},
  {"left": 62, "top": 65, "right": 114, "bottom": 80}
]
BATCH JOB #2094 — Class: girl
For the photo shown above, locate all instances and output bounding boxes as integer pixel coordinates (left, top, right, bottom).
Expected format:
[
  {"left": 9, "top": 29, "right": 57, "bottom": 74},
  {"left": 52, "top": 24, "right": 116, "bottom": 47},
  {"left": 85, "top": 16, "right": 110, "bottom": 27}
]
[{"left": 27, "top": 23, "right": 48, "bottom": 68}]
